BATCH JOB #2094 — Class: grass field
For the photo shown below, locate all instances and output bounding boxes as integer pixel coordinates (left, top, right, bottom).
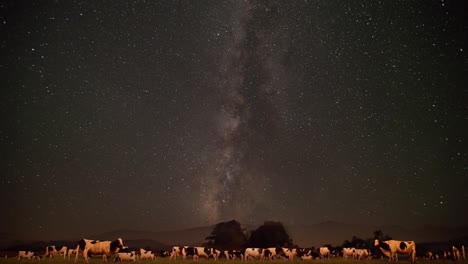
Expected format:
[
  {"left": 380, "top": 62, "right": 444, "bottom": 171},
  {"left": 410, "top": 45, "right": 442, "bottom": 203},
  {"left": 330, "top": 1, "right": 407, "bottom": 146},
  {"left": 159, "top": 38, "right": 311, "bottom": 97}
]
[{"left": 0, "top": 256, "right": 467, "bottom": 264}]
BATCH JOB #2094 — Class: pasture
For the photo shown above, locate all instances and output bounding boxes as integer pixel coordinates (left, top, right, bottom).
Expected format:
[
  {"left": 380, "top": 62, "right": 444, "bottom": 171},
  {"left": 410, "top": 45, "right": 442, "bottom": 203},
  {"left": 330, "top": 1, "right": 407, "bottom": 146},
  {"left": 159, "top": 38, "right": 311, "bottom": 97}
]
[{"left": 0, "top": 256, "right": 466, "bottom": 264}]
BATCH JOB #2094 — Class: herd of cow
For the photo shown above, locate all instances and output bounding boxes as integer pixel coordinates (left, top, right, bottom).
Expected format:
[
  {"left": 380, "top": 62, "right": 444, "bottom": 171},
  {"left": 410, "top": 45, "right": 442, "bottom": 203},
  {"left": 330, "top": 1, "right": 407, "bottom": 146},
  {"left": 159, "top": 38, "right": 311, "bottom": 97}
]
[{"left": 14, "top": 238, "right": 466, "bottom": 263}]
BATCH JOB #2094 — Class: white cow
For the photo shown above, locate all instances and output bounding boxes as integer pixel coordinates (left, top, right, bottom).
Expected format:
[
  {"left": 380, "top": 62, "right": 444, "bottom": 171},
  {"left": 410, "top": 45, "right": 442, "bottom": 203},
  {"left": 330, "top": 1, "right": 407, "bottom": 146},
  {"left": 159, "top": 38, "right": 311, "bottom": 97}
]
[
  {"left": 17, "top": 251, "right": 35, "bottom": 260},
  {"left": 45, "top": 245, "right": 68, "bottom": 259},
  {"left": 319, "top": 247, "right": 330, "bottom": 259},
  {"left": 354, "top": 249, "right": 371, "bottom": 260},
  {"left": 68, "top": 248, "right": 78, "bottom": 260},
  {"left": 193, "top": 247, "right": 216, "bottom": 260},
  {"left": 116, "top": 252, "right": 136, "bottom": 262},
  {"left": 139, "top": 249, "right": 155, "bottom": 260},
  {"left": 375, "top": 239, "right": 416, "bottom": 263},
  {"left": 342, "top": 248, "right": 355, "bottom": 258},
  {"left": 75, "top": 238, "right": 124, "bottom": 263},
  {"left": 244, "top": 248, "right": 264, "bottom": 260}
]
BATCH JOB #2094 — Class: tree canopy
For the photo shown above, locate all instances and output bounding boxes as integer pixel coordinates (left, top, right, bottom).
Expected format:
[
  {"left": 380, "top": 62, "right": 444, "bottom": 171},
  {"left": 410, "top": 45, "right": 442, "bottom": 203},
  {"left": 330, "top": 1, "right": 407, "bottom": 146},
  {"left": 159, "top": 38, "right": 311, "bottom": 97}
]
[
  {"left": 373, "top": 230, "right": 392, "bottom": 241},
  {"left": 247, "top": 221, "right": 294, "bottom": 248},
  {"left": 205, "top": 220, "right": 247, "bottom": 250}
]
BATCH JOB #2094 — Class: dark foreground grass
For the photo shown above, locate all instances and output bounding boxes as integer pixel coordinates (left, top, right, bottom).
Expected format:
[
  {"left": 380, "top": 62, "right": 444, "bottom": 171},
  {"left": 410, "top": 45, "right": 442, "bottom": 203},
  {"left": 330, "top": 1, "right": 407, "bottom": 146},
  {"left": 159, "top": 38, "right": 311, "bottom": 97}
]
[{"left": 0, "top": 256, "right": 467, "bottom": 264}]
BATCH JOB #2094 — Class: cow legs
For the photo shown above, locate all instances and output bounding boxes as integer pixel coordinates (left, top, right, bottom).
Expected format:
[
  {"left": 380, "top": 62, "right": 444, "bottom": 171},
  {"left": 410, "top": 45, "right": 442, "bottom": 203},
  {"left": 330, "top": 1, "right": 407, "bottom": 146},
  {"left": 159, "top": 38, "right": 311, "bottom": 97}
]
[{"left": 83, "top": 249, "right": 90, "bottom": 263}]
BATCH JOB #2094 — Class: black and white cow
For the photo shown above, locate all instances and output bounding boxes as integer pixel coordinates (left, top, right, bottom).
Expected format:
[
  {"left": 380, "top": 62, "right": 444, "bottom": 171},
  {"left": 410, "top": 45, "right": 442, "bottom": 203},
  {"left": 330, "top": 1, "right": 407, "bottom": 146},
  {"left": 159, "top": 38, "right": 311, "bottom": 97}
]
[
  {"left": 297, "top": 248, "right": 319, "bottom": 260},
  {"left": 330, "top": 247, "right": 342, "bottom": 257},
  {"left": 45, "top": 245, "right": 68, "bottom": 259},
  {"left": 139, "top": 249, "right": 155, "bottom": 260},
  {"left": 116, "top": 252, "right": 136, "bottom": 262},
  {"left": 263, "top": 247, "right": 284, "bottom": 260},
  {"left": 181, "top": 247, "right": 196, "bottom": 260},
  {"left": 193, "top": 247, "right": 220, "bottom": 261},
  {"left": 170, "top": 246, "right": 183, "bottom": 260},
  {"left": 375, "top": 239, "right": 416, "bottom": 263},
  {"left": 244, "top": 248, "right": 264, "bottom": 260},
  {"left": 282, "top": 248, "right": 298, "bottom": 260},
  {"left": 159, "top": 250, "right": 170, "bottom": 258},
  {"left": 178, "top": 247, "right": 218, "bottom": 261},
  {"left": 75, "top": 238, "right": 125, "bottom": 263},
  {"left": 206, "top": 248, "right": 221, "bottom": 260},
  {"left": 224, "top": 249, "right": 244, "bottom": 260}
]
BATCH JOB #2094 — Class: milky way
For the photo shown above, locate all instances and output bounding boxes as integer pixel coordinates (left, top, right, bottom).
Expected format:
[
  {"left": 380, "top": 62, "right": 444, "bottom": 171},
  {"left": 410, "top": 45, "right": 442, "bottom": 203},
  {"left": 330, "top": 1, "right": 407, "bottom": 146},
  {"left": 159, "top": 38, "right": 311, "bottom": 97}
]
[
  {"left": 1, "top": 1, "right": 466, "bottom": 240},
  {"left": 199, "top": 1, "right": 283, "bottom": 224}
]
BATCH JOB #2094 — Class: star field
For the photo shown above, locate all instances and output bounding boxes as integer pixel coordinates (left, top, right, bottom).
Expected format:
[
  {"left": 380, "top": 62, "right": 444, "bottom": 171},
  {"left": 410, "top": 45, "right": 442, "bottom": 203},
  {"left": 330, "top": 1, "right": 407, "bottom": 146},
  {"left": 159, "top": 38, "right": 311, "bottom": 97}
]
[{"left": 0, "top": 0, "right": 466, "bottom": 240}]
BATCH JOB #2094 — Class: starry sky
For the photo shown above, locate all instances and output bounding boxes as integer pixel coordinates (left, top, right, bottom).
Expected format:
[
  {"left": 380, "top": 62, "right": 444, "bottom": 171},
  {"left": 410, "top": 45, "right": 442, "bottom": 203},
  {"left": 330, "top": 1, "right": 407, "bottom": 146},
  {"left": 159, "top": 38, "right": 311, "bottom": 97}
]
[{"left": 1, "top": 0, "right": 466, "bottom": 240}]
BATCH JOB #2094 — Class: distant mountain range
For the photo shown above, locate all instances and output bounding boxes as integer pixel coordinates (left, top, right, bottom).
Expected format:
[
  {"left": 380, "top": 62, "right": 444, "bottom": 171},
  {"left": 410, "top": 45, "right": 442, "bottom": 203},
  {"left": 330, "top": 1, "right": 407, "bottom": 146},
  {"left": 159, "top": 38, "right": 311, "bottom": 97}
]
[{"left": 2, "top": 221, "right": 468, "bottom": 252}]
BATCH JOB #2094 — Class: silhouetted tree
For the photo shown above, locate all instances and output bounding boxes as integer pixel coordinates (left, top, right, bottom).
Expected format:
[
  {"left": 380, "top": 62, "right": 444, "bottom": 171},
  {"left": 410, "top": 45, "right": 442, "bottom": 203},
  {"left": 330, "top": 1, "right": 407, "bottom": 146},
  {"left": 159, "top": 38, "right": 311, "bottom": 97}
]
[
  {"left": 342, "top": 236, "right": 367, "bottom": 248},
  {"left": 205, "top": 220, "right": 247, "bottom": 250},
  {"left": 373, "top": 230, "right": 383, "bottom": 240},
  {"left": 353, "top": 236, "right": 367, "bottom": 248},
  {"left": 342, "top": 230, "right": 392, "bottom": 249},
  {"left": 248, "top": 221, "right": 293, "bottom": 248},
  {"left": 373, "top": 229, "right": 392, "bottom": 241},
  {"left": 342, "top": 239, "right": 352, "bottom": 248}
]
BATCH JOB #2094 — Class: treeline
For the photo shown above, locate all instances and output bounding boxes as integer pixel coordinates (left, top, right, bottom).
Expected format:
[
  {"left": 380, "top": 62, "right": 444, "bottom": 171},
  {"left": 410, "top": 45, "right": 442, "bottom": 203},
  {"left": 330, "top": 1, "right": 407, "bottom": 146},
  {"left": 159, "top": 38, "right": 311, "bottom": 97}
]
[
  {"left": 3, "top": 219, "right": 395, "bottom": 253},
  {"left": 342, "top": 230, "right": 392, "bottom": 248},
  {"left": 204, "top": 219, "right": 393, "bottom": 251},
  {"left": 204, "top": 220, "right": 293, "bottom": 250}
]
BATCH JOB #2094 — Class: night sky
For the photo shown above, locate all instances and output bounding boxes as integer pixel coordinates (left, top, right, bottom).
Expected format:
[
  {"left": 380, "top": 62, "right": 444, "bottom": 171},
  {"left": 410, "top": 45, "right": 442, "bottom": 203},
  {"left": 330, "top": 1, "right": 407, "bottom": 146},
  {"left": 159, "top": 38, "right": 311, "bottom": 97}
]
[{"left": 1, "top": 1, "right": 466, "bottom": 240}]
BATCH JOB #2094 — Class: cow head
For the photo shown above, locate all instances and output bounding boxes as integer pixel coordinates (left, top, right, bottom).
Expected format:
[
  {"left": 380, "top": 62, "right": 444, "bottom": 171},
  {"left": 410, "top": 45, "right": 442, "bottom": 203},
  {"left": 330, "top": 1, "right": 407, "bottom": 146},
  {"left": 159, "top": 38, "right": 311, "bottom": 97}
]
[
  {"left": 375, "top": 240, "right": 390, "bottom": 251},
  {"left": 110, "top": 238, "right": 124, "bottom": 252},
  {"left": 160, "top": 250, "right": 170, "bottom": 257}
]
